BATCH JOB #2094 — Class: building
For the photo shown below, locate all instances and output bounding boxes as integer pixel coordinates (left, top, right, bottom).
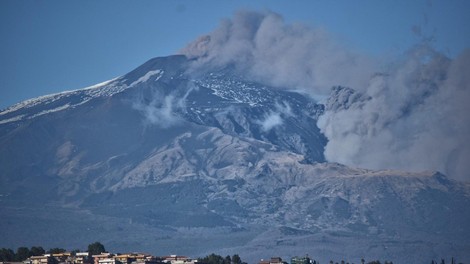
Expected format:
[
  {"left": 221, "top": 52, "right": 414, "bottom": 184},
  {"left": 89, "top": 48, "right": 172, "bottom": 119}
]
[
  {"left": 130, "top": 255, "right": 162, "bottom": 264},
  {"left": 259, "top": 257, "right": 286, "bottom": 264},
  {"left": 93, "top": 253, "right": 114, "bottom": 264},
  {"left": 114, "top": 255, "right": 135, "bottom": 264},
  {"left": 75, "top": 253, "right": 92, "bottom": 264},
  {"left": 29, "top": 256, "right": 54, "bottom": 264},
  {"left": 116, "top": 254, "right": 154, "bottom": 264},
  {"left": 51, "top": 253, "right": 72, "bottom": 264},
  {"left": 98, "top": 259, "right": 119, "bottom": 264},
  {"left": 162, "top": 256, "right": 188, "bottom": 264},
  {"left": 117, "top": 253, "right": 161, "bottom": 264},
  {"left": 26, "top": 252, "right": 163, "bottom": 264}
]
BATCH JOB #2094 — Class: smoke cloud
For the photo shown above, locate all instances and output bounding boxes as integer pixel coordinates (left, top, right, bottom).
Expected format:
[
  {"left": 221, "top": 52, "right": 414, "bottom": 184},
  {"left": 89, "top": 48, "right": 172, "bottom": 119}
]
[
  {"left": 318, "top": 48, "right": 470, "bottom": 181},
  {"left": 132, "top": 82, "right": 197, "bottom": 128},
  {"left": 181, "top": 10, "right": 470, "bottom": 181},
  {"left": 256, "top": 101, "right": 294, "bottom": 132},
  {"left": 181, "top": 10, "right": 376, "bottom": 94},
  {"left": 133, "top": 93, "right": 182, "bottom": 129}
]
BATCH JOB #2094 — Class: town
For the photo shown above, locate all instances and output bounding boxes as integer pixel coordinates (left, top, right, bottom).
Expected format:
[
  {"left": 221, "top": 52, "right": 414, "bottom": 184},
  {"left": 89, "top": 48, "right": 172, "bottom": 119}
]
[
  {"left": 7, "top": 242, "right": 455, "bottom": 264},
  {"left": 0, "top": 251, "right": 375, "bottom": 264},
  {"left": 2, "top": 245, "right": 462, "bottom": 264},
  {"left": 0, "top": 244, "right": 321, "bottom": 264}
]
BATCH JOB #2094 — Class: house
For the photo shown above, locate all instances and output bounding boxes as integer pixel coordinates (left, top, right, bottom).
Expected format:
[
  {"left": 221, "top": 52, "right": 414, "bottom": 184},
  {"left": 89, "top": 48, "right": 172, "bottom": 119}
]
[
  {"left": 51, "top": 253, "right": 72, "bottom": 264},
  {"left": 162, "top": 256, "right": 189, "bottom": 264},
  {"left": 75, "top": 253, "right": 92, "bottom": 264},
  {"left": 92, "top": 253, "right": 114, "bottom": 264},
  {"left": 29, "top": 256, "right": 54, "bottom": 264},
  {"left": 114, "top": 254, "right": 136, "bottom": 264},
  {"left": 115, "top": 253, "right": 161, "bottom": 264},
  {"left": 129, "top": 254, "right": 161, "bottom": 264},
  {"left": 259, "top": 257, "right": 286, "bottom": 264},
  {"left": 114, "top": 253, "right": 164, "bottom": 264},
  {"left": 98, "top": 259, "right": 119, "bottom": 264}
]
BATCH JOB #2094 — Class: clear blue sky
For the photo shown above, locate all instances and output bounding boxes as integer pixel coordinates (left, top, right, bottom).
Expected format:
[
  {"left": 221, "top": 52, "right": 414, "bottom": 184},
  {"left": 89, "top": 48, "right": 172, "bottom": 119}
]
[{"left": 1, "top": 0, "right": 469, "bottom": 109}]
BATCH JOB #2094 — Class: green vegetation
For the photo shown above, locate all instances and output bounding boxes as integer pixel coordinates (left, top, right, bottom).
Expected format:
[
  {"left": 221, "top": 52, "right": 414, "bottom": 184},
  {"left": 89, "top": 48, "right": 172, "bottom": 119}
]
[
  {"left": 48, "top": 248, "right": 67, "bottom": 254},
  {"left": 329, "top": 260, "right": 394, "bottom": 264},
  {"left": 431, "top": 258, "right": 463, "bottom": 264},
  {"left": 0, "top": 246, "right": 46, "bottom": 262},
  {"left": 87, "top": 242, "right": 106, "bottom": 255},
  {"left": 197, "top": 253, "right": 246, "bottom": 264}
]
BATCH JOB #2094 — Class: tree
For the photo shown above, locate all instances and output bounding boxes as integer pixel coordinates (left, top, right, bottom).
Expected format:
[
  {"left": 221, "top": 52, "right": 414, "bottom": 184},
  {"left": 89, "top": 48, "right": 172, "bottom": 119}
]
[
  {"left": 225, "top": 255, "right": 231, "bottom": 264},
  {"left": 48, "top": 248, "right": 66, "bottom": 254},
  {"left": 232, "top": 254, "right": 241, "bottom": 264},
  {"left": 16, "top": 247, "right": 30, "bottom": 261},
  {"left": 88, "top": 242, "right": 106, "bottom": 255},
  {"left": 198, "top": 253, "right": 228, "bottom": 264},
  {"left": 30, "top": 246, "right": 45, "bottom": 256},
  {"left": 0, "top": 248, "right": 15, "bottom": 262}
]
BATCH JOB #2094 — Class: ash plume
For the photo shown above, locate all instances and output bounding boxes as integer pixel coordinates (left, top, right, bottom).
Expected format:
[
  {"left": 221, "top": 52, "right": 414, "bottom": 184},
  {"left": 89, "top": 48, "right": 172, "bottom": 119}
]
[
  {"left": 180, "top": 10, "right": 376, "bottom": 94},
  {"left": 318, "top": 47, "right": 470, "bottom": 181}
]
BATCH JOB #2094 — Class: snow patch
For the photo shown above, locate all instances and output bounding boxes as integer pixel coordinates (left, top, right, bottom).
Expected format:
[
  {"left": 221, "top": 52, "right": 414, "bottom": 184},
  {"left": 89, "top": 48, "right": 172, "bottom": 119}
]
[
  {"left": 0, "top": 114, "right": 25, "bottom": 125},
  {"left": 129, "top": 70, "right": 164, "bottom": 87},
  {"left": 30, "top": 104, "right": 71, "bottom": 119}
]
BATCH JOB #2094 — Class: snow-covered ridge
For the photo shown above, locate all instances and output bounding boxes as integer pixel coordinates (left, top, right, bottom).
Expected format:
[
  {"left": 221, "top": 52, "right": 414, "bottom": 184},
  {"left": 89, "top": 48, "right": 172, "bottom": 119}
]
[
  {"left": 0, "top": 78, "right": 118, "bottom": 116},
  {"left": 0, "top": 69, "right": 165, "bottom": 125}
]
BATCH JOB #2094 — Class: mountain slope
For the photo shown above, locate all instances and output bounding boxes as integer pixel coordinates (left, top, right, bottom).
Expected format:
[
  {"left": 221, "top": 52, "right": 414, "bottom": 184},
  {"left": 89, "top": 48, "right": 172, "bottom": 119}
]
[{"left": 1, "top": 55, "right": 469, "bottom": 263}]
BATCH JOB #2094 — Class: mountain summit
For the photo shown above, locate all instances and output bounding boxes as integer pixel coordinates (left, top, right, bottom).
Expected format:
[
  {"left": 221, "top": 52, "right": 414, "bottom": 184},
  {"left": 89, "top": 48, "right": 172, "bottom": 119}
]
[{"left": 1, "top": 55, "right": 469, "bottom": 263}]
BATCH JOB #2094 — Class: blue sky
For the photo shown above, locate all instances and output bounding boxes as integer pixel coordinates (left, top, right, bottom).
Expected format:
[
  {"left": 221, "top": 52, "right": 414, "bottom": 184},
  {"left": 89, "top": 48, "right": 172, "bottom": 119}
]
[{"left": 1, "top": 0, "right": 469, "bottom": 109}]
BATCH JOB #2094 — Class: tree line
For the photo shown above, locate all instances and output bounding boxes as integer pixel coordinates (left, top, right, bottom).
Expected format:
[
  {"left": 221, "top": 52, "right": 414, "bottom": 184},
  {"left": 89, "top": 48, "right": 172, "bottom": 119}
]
[
  {"left": 197, "top": 253, "right": 245, "bottom": 264},
  {"left": 327, "top": 258, "right": 463, "bottom": 264},
  {"left": 327, "top": 260, "right": 393, "bottom": 264},
  {"left": 431, "top": 258, "right": 464, "bottom": 264},
  {"left": 0, "top": 242, "right": 105, "bottom": 262}
]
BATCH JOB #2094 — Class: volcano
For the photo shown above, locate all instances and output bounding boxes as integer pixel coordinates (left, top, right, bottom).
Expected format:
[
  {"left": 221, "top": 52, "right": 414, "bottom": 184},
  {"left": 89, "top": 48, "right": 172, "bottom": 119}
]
[{"left": 1, "top": 55, "right": 469, "bottom": 263}]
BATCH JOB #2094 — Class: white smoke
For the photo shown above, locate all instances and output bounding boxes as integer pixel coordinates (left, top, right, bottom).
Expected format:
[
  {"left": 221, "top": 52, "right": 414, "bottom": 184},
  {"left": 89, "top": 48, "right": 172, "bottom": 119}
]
[
  {"left": 180, "top": 10, "right": 470, "bottom": 181},
  {"left": 132, "top": 82, "right": 197, "bottom": 128},
  {"left": 256, "top": 101, "right": 294, "bottom": 132},
  {"left": 258, "top": 113, "right": 283, "bottom": 132},
  {"left": 133, "top": 93, "right": 182, "bottom": 129}
]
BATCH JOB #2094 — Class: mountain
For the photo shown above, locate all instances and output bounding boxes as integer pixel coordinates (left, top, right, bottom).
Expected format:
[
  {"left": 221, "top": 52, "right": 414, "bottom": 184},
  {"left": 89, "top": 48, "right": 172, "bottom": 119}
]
[{"left": 1, "top": 55, "right": 469, "bottom": 264}]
